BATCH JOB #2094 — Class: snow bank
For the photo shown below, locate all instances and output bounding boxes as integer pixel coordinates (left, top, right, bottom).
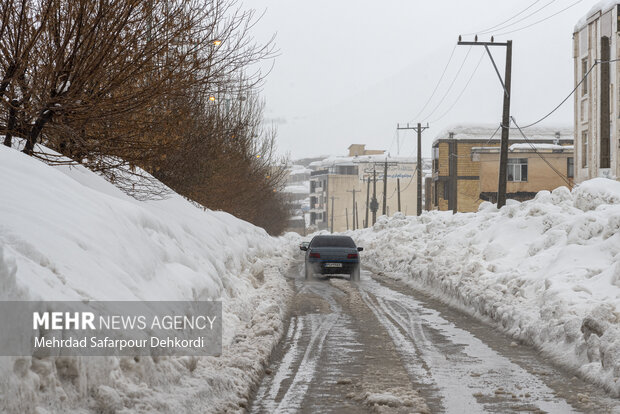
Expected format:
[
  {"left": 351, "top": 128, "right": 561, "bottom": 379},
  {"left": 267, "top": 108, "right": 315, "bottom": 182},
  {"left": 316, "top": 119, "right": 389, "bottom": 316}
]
[
  {"left": 351, "top": 180, "right": 620, "bottom": 395},
  {"left": 0, "top": 145, "right": 296, "bottom": 413}
]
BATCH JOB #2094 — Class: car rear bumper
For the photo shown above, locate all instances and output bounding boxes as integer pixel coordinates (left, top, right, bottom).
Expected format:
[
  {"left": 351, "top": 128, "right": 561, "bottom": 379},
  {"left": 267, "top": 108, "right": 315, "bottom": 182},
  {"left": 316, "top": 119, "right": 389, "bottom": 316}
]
[{"left": 307, "top": 260, "right": 359, "bottom": 274}]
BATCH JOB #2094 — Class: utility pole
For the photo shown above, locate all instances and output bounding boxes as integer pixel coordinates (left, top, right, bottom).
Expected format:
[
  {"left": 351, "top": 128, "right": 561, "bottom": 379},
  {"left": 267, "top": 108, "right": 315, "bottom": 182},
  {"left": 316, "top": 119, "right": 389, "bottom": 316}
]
[
  {"left": 397, "top": 122, "right": 429, "bottom": 216},
  {"left": 382, "top": 159, "right": 388, "bottom": 215},
  {"left": 346, "top": 208, "right": 349, "bottom": 230},
  {"left": 330, "top": 195, "right": 336, "bottom": 233},
  {"left": 347, "top": 189, "right": 360, "bottom": 230},
  {"left": 371, "top": 168, "right": 378, "bottom": 225},
  {"left": 365, "top": 177, "right": 370, "bottom": 228},
  {"left": 397, "top": 178, "right": 401, "bottom": 213},
  {"left": 355, "top": 201, "right": 359, "bottom": 229},
  {"left": 458, "top": 37, "right": 512, "bottom": 208}
]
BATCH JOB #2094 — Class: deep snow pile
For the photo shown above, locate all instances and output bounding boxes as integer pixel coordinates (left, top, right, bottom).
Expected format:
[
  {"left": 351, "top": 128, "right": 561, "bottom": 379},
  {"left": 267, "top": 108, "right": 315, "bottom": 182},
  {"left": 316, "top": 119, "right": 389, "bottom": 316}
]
[
  {"left": 0, "top": 144, "right": 296, "bottom": 413},
  {"left": 351, "top": 179, "right": 620, "bottom": 395}
]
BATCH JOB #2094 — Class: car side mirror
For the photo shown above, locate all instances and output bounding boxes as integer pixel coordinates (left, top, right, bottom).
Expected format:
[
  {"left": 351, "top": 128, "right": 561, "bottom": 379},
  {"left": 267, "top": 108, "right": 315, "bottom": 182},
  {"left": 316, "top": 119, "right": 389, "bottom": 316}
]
[
  {"left": 300, "top": 246, "right": 308, "bottom": 251},
  {"left": 357, "top": 247, "right": 363, "bottom": 252}
]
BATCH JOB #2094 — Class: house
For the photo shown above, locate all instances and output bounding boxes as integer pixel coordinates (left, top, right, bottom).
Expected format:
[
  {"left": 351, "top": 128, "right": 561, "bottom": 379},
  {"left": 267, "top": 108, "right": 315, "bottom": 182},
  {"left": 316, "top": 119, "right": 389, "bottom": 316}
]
[
  {"left": 309, "top": 149, "right": 417, "bottom": 232},
  {"left": 431, "top": 125, "right": 573, "bottom": 213},
  {"left": 573, "top": 3, "right": 620, "bottom": 182},
  {"left": 472, "top": 144, "right": 574, "bottom": 203}
]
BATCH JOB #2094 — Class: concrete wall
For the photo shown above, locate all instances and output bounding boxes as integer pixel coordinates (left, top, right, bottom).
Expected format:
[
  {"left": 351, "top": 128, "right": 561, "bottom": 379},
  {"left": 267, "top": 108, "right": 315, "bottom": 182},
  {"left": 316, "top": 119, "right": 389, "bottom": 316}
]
[{"left": 573, "top": 6, "right": 619, "bottom": 182}]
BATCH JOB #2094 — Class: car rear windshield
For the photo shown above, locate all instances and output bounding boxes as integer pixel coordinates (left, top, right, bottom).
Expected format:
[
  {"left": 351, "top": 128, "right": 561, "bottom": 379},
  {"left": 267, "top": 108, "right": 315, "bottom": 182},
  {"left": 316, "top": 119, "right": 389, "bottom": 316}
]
[{"left": 310, "top": 236, "right": 356, "bottom": 248}]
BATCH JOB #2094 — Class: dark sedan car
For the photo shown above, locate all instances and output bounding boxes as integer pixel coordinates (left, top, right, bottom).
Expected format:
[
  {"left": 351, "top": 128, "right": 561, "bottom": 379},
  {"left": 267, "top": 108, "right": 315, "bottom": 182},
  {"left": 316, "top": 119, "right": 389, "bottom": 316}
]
[{"left": 300, "top": 235, "right": 363, "bottom": 281}]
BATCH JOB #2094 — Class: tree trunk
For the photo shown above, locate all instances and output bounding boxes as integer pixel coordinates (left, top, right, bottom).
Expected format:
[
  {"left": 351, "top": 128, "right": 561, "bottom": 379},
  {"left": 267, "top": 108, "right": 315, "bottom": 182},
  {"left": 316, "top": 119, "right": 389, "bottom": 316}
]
[
  {"left": 23, "top": 109, "right": 53, "bottom": 155},
  {"left": 3, "top": 100, "right": 18, "bottom": 147}
]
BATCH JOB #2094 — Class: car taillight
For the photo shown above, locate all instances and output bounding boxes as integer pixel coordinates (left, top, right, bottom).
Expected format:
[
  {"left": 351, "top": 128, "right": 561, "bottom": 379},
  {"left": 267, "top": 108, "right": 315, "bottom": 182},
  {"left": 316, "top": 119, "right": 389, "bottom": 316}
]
[
  {"left": 309, "top": 252, "right": 320, "bottom": 258},
  {"left": 347, "top": 253, "right": 358, "bottom": 259}
]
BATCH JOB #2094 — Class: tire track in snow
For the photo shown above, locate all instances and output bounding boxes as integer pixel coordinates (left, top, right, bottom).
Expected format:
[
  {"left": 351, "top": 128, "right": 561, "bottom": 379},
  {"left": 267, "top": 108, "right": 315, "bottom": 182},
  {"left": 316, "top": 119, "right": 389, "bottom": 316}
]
[
  {"left": 251, "top": 280, "right": 343, "bottom": 413},
  {"left": 360, "top": 277, "right": 578, "bottom": 413}
]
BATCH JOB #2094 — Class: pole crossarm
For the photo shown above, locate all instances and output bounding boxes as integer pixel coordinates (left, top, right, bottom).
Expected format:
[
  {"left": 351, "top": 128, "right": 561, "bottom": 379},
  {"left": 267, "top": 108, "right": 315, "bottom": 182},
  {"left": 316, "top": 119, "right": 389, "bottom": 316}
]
[{"left": 458, "top": 41, "right": 508, "bottom": 46}]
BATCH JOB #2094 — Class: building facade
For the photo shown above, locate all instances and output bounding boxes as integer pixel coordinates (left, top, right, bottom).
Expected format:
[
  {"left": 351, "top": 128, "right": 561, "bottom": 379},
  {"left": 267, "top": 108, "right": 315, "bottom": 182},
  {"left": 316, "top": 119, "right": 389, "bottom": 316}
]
[
  {"left": 473, "top": 144, "right": 574, "bottom": 202},
  {"left": 573, "top": 3, "right": 620, "bottom": 182},
  {"left": 431, "top": 125, "right": 573, "bottom": 213},
  {"left": 309, "top": 152, "right": 417, "bottom": 233}
]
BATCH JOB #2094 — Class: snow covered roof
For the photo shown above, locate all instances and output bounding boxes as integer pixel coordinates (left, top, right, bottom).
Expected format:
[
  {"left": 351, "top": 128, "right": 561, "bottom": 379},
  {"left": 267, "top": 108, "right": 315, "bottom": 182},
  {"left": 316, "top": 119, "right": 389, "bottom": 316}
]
[
  {"left": 472, "top": 143, "right": 574, "bottom": 153},
  {"left": 575, "top": 0, "right": 618, "bottom": 32},
  {"left": 283, "top": 184, "right": 309, "bottom": 194},
  {"left": 311, "top": 154, "right": 417, "bottom": 169},
  {"left": 288, "top": 166, "right": 311, "bottom": 176},
  {"left": 433, "top": 123, "right": 573, "bottom": 146}
]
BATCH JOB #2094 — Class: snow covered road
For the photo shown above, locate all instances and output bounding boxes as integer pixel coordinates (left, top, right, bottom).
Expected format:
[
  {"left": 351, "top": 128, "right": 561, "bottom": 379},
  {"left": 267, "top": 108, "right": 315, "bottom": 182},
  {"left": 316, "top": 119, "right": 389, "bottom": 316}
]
[{"left": 249, "top": 267, "right": 619, "bottom": 413}]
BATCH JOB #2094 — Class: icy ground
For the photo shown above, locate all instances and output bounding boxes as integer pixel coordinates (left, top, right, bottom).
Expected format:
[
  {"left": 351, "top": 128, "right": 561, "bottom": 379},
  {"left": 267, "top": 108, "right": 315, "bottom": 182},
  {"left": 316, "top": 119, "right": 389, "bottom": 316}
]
[
  {"left": 0, "top": 144, "right": 297, "bottom": 413},
  {"left": 350, "top": 179, "right": 620, "bottom": 396}
]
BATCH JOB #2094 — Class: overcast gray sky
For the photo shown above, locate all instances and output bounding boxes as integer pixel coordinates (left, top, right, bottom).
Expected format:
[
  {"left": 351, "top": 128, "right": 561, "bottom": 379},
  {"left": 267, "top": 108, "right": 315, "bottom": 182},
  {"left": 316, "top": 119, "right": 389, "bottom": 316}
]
[{"left": 246, "top": 0, "right": 595, "bottom": 160}]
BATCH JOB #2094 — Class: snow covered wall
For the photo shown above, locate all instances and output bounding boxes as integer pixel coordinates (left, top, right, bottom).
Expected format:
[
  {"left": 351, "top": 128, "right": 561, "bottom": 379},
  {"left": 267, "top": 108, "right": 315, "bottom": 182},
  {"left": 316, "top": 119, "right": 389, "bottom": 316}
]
[
  {"left": 0, "top": 145, "right": 295, "bottom": 413},
  {"left": 352, "top": 180, "right": 620, "bottom": 396}
]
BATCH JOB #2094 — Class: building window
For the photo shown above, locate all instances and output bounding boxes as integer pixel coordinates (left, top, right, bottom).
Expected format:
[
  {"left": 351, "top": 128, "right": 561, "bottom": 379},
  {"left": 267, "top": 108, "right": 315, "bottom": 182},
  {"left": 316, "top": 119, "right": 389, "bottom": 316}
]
[
  {"left": 443, "top": 182, "right": 449, "bottom": 200},
  {"left": 567, "top": 157, "right": 574, "bottom": 178},
  {"left": 582, "top": 130, "right": 588, "bottom": 168},
  {"left": 507, "top": 158, "right": 528, "bottom": 182},
  {"left": 582, "top": 58, "right": 588, "bottom": 95}
]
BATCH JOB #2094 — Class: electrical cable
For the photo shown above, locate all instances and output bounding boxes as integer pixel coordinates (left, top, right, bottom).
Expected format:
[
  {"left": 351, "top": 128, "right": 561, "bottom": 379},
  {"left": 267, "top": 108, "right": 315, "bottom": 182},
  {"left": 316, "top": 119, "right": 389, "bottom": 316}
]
[
  {"left": 463, "top": 0, "right": 543, "bottom": 36},
  {"left": 511, "top": 116, "right": 573, "bottom": 188},
  {"left": 478, "top": 0, "right": 558, "bottom": 35},
  {"left": 515, "top": 59, "right": 604, "bottom": 129},
  {"left": 493, "top": 0, "right": 584, "bottom": 37},
  {"left": 410, "top": 44, "right": 458, "bottom": 122},
  {"left": 422, "top": 46, "right": 473, "bottom": 122},
  {"left": 430, "top": 50, "right": 485, "bottom": 123}
]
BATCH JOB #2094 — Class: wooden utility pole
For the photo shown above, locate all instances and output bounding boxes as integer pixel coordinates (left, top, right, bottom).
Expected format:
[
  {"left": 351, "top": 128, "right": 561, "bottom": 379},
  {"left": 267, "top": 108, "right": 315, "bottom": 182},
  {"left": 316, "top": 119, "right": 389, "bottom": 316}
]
[
  {"left": 355, "top": 201, "right": 359, "bottom": 229},
  {"left": 382, "top": 159, "right": 388, "bottom": 215},
  {"left": 397, "top": 178, "right": 401, "bottom": 212},
  {"left": 371, "top": 168, "right": 378, "bottom": 225},
  {"left": 346, "top": 208, "right": 349, "bottom": 230},
  {"left": 330, "top": 195, "right": 336, "bottom": 233},
  {"left": 397, "top": 122, "right": 429, "bottom": 215},
  {"left": 347, "top": 189, "right": 360, "bottom": 230},
  {"left": 365, "top": 177, "right": 370, "bottom": 228},
  {"left": 458, "top": 38, "right": 512, "bottom": 208}
]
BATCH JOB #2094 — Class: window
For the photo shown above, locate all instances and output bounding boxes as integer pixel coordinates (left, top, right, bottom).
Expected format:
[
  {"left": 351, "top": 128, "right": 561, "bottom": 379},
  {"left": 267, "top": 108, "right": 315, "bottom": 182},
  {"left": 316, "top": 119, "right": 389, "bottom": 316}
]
[
  {"left": 582, "top": 131, "right": 588, "bottom": 168},
  {"left": 443, "top": 182, "right": 449, "bottom": 200},
  {"left": 582, "top": 58, "right": 588, "bottom": 95},
  {"left": 567, "top": 157, "right": 574, "bottom": 178},
  {"left": 507, "top": 158, "right": 528, "bottom": 182},
  {"left": 328, "top": 165, "right": 358, "bottom": 175},
  {"left": 432, "top": 147, "right": 439, "bottom": 172}
]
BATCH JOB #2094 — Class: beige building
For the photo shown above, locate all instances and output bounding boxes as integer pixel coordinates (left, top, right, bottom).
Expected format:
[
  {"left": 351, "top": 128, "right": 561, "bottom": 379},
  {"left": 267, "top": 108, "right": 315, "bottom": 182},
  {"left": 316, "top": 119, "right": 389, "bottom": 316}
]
[
  {"left": 309, "top": 152, "right": 417, "bottom": 232},
  {"left": 573, "top": 3, "right": 620, "bottom": 182},
  {"left": 472, "top": 144, "right": 574, "bottom": 202},
  {"left": 347, "top": 144, "right": 385, "bottom": 157},
  {"left": 431, "top": 125, "right": 573, "bottom": 213}
]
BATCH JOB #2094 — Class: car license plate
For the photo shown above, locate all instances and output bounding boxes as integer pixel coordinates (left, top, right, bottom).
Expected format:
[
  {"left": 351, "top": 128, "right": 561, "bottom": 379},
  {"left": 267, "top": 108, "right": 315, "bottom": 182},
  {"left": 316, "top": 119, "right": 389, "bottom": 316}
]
[{"left": 324, "top": 263, "right": 342, "bottom": 268}]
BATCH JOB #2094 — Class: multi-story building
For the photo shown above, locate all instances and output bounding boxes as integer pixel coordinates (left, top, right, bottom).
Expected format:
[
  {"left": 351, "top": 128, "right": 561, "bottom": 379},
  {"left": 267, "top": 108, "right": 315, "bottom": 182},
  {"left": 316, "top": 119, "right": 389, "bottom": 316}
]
[
  {"left": 309, "top": 147, "right": 417, "bottom": 232},
  {"left": 431, "top": 125, "right": 573, "bottom": 213},
  {"left": 472, "top": 144, "right": 574, "bottom": 202},
  {"left": 573, "top": 3, "right": 620, "bottom": 182}
]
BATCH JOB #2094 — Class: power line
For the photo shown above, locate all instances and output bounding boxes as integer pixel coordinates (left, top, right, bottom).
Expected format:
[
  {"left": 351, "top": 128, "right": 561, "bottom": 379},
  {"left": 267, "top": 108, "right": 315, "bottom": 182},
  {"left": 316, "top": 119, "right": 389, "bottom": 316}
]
[
  {"left": 516, "top": 58, "right": 605, "bottom": 129},
  {"left": 422, "top": 46, "right": 473, "bottom": 122},
  {"left": 430, "top": 50, "right": 485, "bottom": 123},
  {"left": 494, "top": 0, "right": 584, "bottom": 37},
  {"left": 464, "top": 0, "right": 543, "bottom": 36},
  {"left": 411, "top": 44, "right": 457, "bottom": 122},
  {"left": 480, "top": 0, "right": 558, "bottom": 35},
  {"left": 511, "top": 116, "right": 572, "bottom": 188}
]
